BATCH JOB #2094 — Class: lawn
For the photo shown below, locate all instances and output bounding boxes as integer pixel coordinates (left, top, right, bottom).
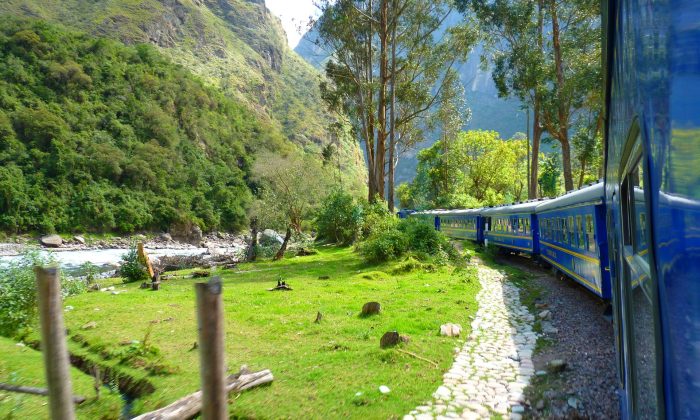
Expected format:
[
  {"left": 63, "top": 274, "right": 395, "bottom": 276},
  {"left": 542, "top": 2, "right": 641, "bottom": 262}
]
[
  {"left": 19, "top": 246, "right": 480, "bottom": 419},
  {"left": 0, "top": 336, "right": 123, "bottom": 418}
]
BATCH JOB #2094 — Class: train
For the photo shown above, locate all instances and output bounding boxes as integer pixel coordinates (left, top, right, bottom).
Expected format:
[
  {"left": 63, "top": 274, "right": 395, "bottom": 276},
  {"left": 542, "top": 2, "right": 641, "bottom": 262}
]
[{"left": 400, "top": 0, "right": 700, "bottom": 417}]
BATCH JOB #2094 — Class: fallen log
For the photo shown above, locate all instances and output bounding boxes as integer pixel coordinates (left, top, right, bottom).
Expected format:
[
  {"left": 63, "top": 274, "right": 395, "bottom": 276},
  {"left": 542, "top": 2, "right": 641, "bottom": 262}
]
[
  {"left": 132, "top": 367, "right": 273, "bottom": 420},
  {"left": 0, "top": 383, "right": 86, "bottom": 404}
]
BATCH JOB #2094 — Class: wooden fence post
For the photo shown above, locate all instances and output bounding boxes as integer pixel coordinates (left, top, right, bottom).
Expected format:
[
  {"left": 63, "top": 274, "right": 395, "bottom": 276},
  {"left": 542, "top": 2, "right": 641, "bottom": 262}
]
[
  {"left": 195, "top": 276, "right": 227, "bottom": 419},
  {"left": 35, "top": 266, "right": 76, "bottom": 420}
]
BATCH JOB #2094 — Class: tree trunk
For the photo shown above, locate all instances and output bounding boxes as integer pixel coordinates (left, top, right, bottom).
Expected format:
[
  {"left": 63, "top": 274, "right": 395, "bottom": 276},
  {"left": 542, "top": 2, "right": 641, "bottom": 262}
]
[
  {"left": 374, "top": 0, "right": 389, "bottom": 202},
  {"left": 274, "top": 227, "right": 292, "bottom": 261},
  {"left": 529, "top": 0, "right": 544, "bottom": 199},
  {"left": 246, "top": 217, "right": 258, "bottom": 262},
  {"left": 367, "top": 0, "right": 377, "bottom": 202},
  {"left": 550, "top": 0, "right": 574, "bottom": 191},
  {"left": 387, "top": 0, "right": 398, "bottom": 212},
  {"left": 530, "top": 106, "right": 542, "bottom": 198}
]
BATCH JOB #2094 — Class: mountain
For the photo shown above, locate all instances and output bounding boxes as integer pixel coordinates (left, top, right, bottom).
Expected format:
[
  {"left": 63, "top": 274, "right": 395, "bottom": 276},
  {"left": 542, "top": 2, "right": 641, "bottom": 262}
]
[
  {"left": 0, "top": 18, "right": 258, "bottom": 233},
  {"left": 295, "top": 11, "right": 527, "bottom": 184},
  {"left": 0, "top": 0, "right": 365, "bottom": 180}
]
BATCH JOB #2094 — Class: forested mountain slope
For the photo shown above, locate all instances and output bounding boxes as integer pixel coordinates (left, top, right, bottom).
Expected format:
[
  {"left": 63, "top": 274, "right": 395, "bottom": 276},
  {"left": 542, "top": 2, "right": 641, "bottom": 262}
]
[{"left": 0, "top": 19, "right": 262, "bottom": 233}]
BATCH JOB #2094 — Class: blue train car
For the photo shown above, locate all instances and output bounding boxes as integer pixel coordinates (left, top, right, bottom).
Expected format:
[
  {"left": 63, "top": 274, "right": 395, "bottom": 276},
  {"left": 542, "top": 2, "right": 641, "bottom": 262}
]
[
  {"left": 437, "top": 209, "right": 484, "bottom": 243},
  {"left": 396, "top": 209, "right": 415, "bottom": 219},
  {"left": 535, "top": 183, "right": 611, "bottom": 299},
  {"left": 604, "top": 0, "right": 700, "bottom": 416},
  {"left": 482, "top": 201, "right": 543, "bottom": 255},
  {"left": 407, "top": 210, "right": 440, "bottom": 230}
]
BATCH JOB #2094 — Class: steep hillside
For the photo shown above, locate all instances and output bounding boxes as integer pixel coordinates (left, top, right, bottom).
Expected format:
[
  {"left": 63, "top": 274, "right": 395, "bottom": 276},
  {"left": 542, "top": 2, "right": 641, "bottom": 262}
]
[
  {"left": 295, "top": 12, "right": 526, "bottom": 184},
  {"left": 0, "top": 0, "right": 365, "bottom": 175},
  {"left": 0, "top": 19, "right": 265, "bottom": 233}
]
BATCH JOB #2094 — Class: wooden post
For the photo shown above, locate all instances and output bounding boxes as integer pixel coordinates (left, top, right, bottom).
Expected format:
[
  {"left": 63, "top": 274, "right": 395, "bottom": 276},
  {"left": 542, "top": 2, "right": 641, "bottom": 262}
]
[
  {"left": 194, "top": 276, "right": 227, "bottom": 419},
  {"left": 137, "top": 242, "right": 155, "bottom": 279},
  {"left": 35, "top": 266, "right": 76, "bottom": 420}
]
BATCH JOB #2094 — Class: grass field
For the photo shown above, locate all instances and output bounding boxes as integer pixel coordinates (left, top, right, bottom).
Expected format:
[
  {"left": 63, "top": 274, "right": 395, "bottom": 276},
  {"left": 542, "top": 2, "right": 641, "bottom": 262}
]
[
  {"left": 3, "top": 246, "right": 480, "bottom": 419},
  {"left": 0, "top": 336, "right": 123, "bottom": 419}
]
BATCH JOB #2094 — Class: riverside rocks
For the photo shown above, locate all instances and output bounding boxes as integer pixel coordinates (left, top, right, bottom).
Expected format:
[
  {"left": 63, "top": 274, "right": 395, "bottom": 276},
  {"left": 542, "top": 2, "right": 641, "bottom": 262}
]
[
  {"left": 40, "top": 234, "right": 63, "bottom": 248},
  {"left": 405, "top": 264, "right": 537, "bottom": 419}
]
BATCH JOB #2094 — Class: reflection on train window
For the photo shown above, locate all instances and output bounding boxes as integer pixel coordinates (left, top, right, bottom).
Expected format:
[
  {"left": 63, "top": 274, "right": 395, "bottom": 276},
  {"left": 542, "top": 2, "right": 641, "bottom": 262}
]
[
  {"left": 622, "top": 153, "right": 658, "bottom": 418},
  {"left": 585, "top": 215, "right": 595, "bottom": 252},
  {"left": 576, "top": 216, "right": 584, "bottom": 249}
]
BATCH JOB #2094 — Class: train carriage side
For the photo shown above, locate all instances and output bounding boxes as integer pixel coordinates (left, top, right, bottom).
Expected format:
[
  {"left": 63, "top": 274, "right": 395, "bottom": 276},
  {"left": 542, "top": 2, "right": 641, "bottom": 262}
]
[
  {"left": 437, "top": 209, "right": 483, "bottom": 243},
  {"left": 535, "top": 183, "right": 611, "bottom": 299},
  {"left": 482, "top": 202, "right": 543, "bottom": 255}
]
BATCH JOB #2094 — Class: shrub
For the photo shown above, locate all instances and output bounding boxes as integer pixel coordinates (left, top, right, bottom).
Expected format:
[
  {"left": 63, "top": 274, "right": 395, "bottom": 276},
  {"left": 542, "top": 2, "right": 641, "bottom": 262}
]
[
  {"left": 119, "top": 246, "right": 149, "bottom": 283},
  {"left": 359, "top": 196, "right": 395, "bottom": 240},
  {"left": 357, "top": 228, "right": 409, "bottom": 263},
  {"left": 315, "top": 189, "right": 362, "bottom": 244},
  {"left": 357, "top": 218, "right": 457, "bottom": 264},
  {"left": 0, "top": 251, "right": 85, "bottom": 337}
]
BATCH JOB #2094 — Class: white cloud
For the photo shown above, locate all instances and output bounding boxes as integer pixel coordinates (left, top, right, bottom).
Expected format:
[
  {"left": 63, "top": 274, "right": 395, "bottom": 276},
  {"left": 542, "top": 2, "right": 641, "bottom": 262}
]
[{"left": 266, "top": 0, "right": 320, "bottom": 48}]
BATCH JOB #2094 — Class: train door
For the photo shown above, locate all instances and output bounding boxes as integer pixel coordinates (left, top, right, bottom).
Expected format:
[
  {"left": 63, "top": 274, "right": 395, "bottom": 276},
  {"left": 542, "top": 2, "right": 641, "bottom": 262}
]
[{"left": 618, "top": 129, "right": 664, "bottom": 418}]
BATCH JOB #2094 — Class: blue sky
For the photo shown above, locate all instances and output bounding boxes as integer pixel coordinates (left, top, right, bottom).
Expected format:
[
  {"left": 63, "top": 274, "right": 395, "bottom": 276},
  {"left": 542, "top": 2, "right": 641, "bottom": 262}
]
[{"left": 266, "top": 0, "right": 320, "bottom": 48}]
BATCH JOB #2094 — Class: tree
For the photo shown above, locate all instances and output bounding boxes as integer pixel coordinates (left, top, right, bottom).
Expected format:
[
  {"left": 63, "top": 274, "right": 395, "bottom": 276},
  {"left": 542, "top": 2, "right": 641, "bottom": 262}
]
[
  {"left": 538, "top": 153, "right": 561, "bottom": 197},
  {"left": 315, "top": 0, "right": 475, "bottom": 209},
  {"left": 458, "top": 0, "right": 601, "bottom": 194},
  {"left": 404, "top": 130, "right": 526, "bottom": 208},
  {"left": 252, "top": 153, "right": 329, "bottom": 260}
]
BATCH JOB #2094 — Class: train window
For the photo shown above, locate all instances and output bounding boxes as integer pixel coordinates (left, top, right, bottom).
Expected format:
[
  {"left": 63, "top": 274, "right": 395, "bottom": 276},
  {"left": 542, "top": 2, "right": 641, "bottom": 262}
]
[
  {"left": 562, "top": 218, "right": 568, "bottom": 243},
  {"left": 621, "top": 144, "right": 660, "bottom": 417},
  {"left": 576, "top": 216, "right": 584, "bottom": 249},
  {"left": 585, "top": 214, "right": 595, "bottom": 252},
  {"left": 558, "top": 218, "right": 564, "bottom": 243},
  {"left": 567, "top": 216, "right": 574, "bottom": 246}
]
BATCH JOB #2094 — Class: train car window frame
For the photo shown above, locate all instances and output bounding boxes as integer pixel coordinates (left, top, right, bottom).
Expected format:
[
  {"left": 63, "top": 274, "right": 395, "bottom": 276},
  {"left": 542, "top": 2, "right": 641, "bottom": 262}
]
[
  {"left": 586, "top": 214, "right": 595, "bottom": 252},
  {"left": 618, "top": 125, "right": 664, "bottom": 418}
]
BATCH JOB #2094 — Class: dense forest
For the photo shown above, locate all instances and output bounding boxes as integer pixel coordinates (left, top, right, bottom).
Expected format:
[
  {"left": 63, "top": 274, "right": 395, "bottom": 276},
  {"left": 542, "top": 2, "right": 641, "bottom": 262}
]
[{"left": 0, "top": 19, "right": 279, "bottom": 234}]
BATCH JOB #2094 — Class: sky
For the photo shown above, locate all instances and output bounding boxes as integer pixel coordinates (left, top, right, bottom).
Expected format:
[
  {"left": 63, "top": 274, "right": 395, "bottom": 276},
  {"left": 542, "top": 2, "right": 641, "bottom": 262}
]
[{"left": 266, "top": 0, "right": 320, "bottom": 48}]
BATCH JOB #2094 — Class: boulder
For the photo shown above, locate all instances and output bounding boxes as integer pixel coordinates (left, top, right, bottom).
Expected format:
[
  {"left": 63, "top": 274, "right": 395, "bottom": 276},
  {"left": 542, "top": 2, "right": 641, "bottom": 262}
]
[
  {"left": 380, "top": 331, "right": 400, "bottom": 348},
  {"left": 361, "top": 302, "right": 381, "bottom": 317},
  {"left": 170, "top": 221, "right": 203, "bottom": 245},
  {"left": 439, "top": 323, "right": 462, "bottom": 337},
  {"left": 159, "top": 232, "right": 173, "bottom": 242},
  {"left": 40, "top": 234, "right": 63, "bottom": 248},
  {"left": 73, "top": 235, "right": 86, "bottom": 244},
  {"left": 547, "top": 359, "right": 567, "bottom": 373},
  {"left": 259, "top": 229, "right": 284, "bottom": 246}
]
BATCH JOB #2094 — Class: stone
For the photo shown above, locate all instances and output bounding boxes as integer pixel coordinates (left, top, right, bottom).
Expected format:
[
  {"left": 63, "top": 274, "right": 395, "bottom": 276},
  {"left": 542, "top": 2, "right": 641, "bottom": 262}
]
[
  {"left": 439, "top": 323, "right": 462, "bottom": 337},
  {"left": 260, "top": 229, "right": 284, "bottom": 246},
  {"left": 510, "top": 414, "right": 522, "bottom": 420},
  {"left": 379, "top": 385, "right": 391, "bottom": 394},
  {"left": 547, "top": 359, "right": 567, "bottom": 373},
  {"left": 159, "top": 232, "right": 173, "bottom": 242},
  {"left": 536, "top": 399, "right": 545, "bottom": 410},
  {"left": 81, "top": 321, "right": 97, "bottom": 330},
  {"left": 73, "top": 235, "right": 86, "bottom": 244},
  {"left": 537, "top": 310, "right": 551, "bottom": 320},
  {"left": 567, "top": 397, "right": 579, "bottom": 409},
  {"left": 380, "top": 331, "right": 400, "bottom": 348},
  {"left": 170, "top": 221, "right": 203, "bottom": 245},
  {"left": 434, "top": 386, "right": 451, "bottom": 399},
  {"left": 40, "top": 234, "right": 63, "bottom": 248},
  {"left": 361, "top": 301, "right": 381, "bottom": 316},
  {"left": 511, "top": 405, "right": 525, "bottom": 414}
]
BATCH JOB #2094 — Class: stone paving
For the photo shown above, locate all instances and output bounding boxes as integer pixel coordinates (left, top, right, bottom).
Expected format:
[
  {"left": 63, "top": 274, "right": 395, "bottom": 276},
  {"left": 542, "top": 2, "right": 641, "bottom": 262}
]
[{"left": 404, "top": 264, "right": 538, "bottom": 420}]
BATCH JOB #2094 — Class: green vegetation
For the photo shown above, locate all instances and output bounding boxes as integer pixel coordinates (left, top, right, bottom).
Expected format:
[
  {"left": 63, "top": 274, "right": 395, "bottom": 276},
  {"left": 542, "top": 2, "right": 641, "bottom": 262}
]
[
  {"left": 0, "top": 251, "right": 85, "bottom": 337},
  {"left": 0, "top": 336, "right": 123, "bottom": 419},
  {"left": 47, "top": 247, "right": 479, "bottom": 418},
  {"left": 0, "top": 19, "right": 271, "bottom": 234},
  {"left": 119, "top": 247, "right": 149, "bottom": 284},
  {"left": 399, "top": 130, "right": 528, "bottom": 209}
]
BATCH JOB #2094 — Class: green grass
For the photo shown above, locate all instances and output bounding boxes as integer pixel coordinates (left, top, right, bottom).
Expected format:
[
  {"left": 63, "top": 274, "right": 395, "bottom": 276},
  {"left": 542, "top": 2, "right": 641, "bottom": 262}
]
[
  {"left": 0, "top": 336, "right": 123, "bottom": 419},
  {"left": 38, "top": 246, "right": 480, "bottom": 418}
]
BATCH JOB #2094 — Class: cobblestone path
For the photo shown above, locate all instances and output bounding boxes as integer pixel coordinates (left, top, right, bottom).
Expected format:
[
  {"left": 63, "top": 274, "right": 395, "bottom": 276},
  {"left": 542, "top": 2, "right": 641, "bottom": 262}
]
[{"left": 405, "top": 264, "right": 537, "bottom": 420}]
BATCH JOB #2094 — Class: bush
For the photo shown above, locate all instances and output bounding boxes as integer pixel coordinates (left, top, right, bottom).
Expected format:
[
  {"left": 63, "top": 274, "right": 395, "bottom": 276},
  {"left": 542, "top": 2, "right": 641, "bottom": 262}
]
[
  {"left": 315, "top": 189, "right": 362, "bottom": 244},
  {"left": 0, "top": 251, "right": 85, "bottom": 337},
  {"left": 357, "top": 218, "right": 457, "bottom": 264},
  {"left": 357, "top": 228, "right": 409, "bottom": 263},
  {"left": 359, "top": 196, "right": 395, "bottom": 240},
  {"left": 119, "top": 246, "right": 149, "bottom": 283}
]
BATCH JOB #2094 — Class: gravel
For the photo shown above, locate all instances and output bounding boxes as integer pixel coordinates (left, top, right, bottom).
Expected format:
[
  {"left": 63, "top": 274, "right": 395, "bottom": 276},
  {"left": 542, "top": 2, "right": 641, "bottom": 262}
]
[{"left": 496, "top": 253, "right": 619, "bottom": 419}]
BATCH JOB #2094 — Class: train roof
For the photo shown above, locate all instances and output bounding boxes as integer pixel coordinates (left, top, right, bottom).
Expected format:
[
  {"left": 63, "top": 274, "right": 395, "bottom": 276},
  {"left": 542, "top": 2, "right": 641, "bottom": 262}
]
[
  {"left": 535, "top": 182, "right": 604, "bottom": 213},
  {"left": 481, "top": 199, "right": 549, "bottom": 216},
  {"left": 438, "top": 208, "right": 483, "bottom": 216}
]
